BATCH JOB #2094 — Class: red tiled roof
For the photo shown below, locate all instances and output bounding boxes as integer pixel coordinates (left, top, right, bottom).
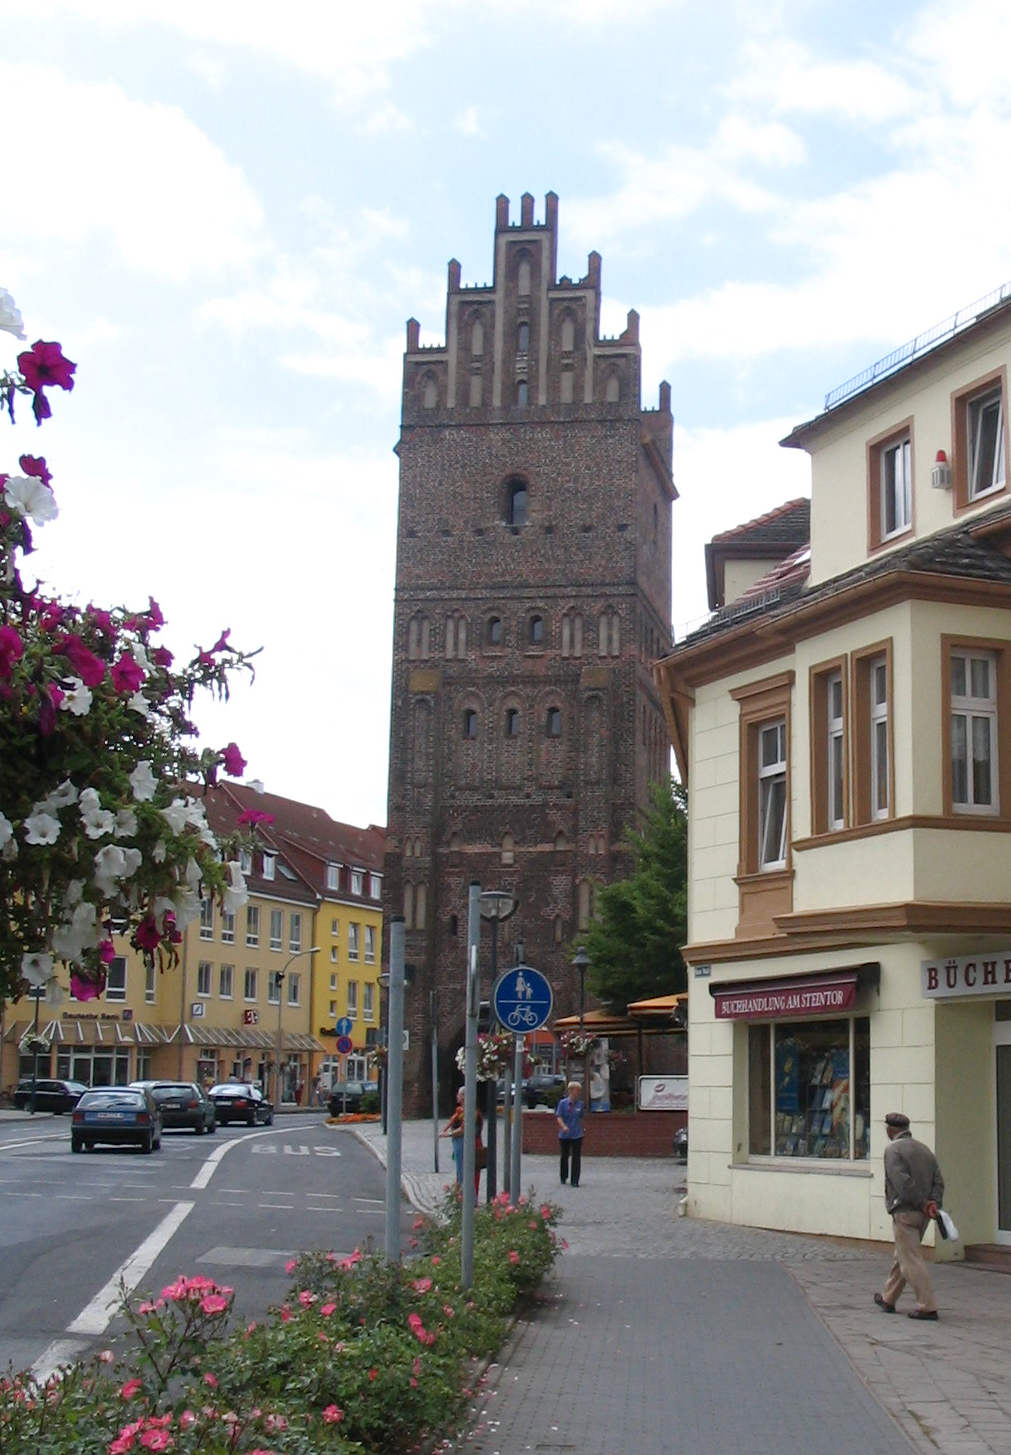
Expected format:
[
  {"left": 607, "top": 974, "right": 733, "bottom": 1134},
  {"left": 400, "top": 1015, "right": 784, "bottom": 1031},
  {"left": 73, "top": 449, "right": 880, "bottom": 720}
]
[{"left": 710, "top": 497, "right": 810, "bottom": 546}]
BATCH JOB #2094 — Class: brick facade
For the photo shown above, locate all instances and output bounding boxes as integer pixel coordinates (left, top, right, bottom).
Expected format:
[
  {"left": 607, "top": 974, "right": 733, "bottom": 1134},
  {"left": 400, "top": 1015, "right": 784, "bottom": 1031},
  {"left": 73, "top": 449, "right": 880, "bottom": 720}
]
[{"left": 385, "top": 192, "right": 674, "bottom": 1115}]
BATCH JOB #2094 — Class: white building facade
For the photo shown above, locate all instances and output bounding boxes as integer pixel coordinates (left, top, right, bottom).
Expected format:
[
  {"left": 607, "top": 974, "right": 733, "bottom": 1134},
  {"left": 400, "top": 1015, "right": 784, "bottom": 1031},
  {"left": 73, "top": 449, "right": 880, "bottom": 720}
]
[{"left": 656, "top": 288, "right": 1011, "bottom": 1254}]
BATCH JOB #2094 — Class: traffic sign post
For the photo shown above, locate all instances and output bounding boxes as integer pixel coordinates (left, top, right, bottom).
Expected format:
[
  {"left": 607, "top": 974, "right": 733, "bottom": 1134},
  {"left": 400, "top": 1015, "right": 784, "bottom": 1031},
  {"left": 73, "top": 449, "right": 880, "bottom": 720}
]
[
  {"left": 335, "top": 1017, "right": 353, "bottom": 1037},
  {"left": 492, "top": 965, "right": 553, "bottom": 1033}
]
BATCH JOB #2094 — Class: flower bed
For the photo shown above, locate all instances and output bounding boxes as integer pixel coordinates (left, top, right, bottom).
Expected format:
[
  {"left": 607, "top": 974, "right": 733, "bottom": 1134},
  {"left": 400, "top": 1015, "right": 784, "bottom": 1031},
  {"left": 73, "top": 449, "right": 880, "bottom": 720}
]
[
  {"left": 0, "top": 1190, "right": 563, "bottom": 1455},
  {"left": 326, "top": 1112, "right": 381, "bottom": 1124}
]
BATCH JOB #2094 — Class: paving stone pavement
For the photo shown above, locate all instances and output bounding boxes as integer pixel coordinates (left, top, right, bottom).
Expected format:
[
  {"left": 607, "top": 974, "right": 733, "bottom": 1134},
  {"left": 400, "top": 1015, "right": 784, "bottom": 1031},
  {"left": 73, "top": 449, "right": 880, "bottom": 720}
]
[{"left": 351, "top": 1118, "right": 1011, "bottom": 1455}]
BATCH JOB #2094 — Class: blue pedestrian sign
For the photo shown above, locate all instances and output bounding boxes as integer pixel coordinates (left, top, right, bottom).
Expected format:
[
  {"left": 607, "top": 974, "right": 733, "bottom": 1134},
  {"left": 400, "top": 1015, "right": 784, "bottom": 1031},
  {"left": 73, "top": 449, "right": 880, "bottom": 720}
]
[
  {"left": 492, "top": 965, "right": 553, "bottom": 1033},
  {"left": 335, "top": 1017, "right": 353, "bottom": 1037}
]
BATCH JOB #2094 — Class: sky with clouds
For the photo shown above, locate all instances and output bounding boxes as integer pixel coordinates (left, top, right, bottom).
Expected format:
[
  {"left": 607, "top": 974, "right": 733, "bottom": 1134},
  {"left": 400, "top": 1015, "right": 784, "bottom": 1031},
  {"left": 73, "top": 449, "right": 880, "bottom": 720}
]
[{"left": 3, "top": 0, "right": 1010, "bottom": 829}]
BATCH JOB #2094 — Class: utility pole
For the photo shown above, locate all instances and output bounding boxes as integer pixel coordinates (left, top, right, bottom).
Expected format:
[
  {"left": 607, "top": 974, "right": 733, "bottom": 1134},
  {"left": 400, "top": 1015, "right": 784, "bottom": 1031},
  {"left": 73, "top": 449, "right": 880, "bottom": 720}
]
[{"left": 461, "top": 882, "right": 481, "bottom": 1290}]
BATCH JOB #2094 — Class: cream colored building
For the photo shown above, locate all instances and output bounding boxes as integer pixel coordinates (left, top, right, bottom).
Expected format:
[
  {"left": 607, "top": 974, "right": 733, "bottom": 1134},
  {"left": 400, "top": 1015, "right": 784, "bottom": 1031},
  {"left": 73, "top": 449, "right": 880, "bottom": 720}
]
[{"left": 656, "top": 285, "right": 1011, "bottom": 1255}]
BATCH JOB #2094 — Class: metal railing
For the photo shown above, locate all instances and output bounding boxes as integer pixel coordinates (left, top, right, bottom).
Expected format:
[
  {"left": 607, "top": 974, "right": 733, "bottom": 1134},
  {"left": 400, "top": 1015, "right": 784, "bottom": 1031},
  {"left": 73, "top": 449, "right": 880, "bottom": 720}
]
[{"left": 824, "top": 282, "right": 1011, "bottom": 412}]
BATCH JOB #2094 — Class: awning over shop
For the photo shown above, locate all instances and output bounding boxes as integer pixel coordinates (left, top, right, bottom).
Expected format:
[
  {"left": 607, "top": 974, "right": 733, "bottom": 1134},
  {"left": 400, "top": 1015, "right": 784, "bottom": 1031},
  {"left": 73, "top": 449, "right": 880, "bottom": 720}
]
[
  {"left": 626, "top": 992, "right": 687, "bottom": 1022},
  {"left": 710, "top": 964, "right": 880, "bottom": 1021},
  {"left": 2, "top": 1020, "right": 326, "bottom": 1052}
]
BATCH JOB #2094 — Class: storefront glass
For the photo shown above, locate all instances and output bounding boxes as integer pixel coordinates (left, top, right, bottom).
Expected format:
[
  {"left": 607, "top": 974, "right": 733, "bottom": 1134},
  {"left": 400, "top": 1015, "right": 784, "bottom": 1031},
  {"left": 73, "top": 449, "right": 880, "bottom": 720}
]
[{"left": 748, "top": 1017, "right": 869, "bottom": 1160}]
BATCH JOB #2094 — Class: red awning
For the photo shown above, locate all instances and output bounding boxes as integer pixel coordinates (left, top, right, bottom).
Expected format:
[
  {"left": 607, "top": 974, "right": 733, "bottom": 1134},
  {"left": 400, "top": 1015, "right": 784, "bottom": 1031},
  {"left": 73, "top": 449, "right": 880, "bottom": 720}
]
[{"left": 710, "top": 965, "right": 878, "bottom": 1021}]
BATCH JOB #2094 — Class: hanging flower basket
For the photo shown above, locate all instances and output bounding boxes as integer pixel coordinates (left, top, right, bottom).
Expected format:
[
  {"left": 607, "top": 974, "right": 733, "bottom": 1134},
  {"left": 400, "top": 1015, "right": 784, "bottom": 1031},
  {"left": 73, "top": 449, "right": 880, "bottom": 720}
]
[
  {"left": 455, "top": 1031, "right": 514, "bottom": 1081},
  {"left": 559, "top": 1029, "right": 597, "bottom": 1059}
]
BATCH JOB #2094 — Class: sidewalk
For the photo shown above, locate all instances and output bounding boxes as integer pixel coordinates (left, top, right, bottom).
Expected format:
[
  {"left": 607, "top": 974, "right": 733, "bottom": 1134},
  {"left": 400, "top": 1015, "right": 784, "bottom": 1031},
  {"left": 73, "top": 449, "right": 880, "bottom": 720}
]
[{"left": 352, "top": 1117, "right": 1011, "bottom": 1455}]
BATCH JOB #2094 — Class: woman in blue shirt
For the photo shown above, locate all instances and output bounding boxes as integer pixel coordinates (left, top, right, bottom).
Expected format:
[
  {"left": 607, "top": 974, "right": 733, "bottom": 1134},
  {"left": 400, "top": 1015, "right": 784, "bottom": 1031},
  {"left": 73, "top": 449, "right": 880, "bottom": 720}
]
[{"left": 555, "top": 1081, "right": 584, "bottom": 1186}]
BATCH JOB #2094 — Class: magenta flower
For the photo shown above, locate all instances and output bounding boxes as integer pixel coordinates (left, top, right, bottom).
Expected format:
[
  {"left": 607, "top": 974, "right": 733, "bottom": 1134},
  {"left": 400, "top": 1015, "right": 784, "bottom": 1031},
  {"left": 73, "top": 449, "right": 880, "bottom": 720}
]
[
  {"left": 70, "top": 969, "right": 104, "bottom": 1001},
  {"left": 17, "top": 340, "right": 76, "bottom": 394},
  {"left": 111, "top": 653, "right": 144, "bottom": 693},
  {"left": 238, "top": 808, "right": 274, "bottom": 827},
  {"left": 321, "top": 1405, "right": 344, "bottom": 1424},
  {"left": 119, "top": 1379, "right": 142, "bottom": 1400},
  {"left": 19, "top": 454, "right": 52, "bottom": 487},
  {"left": 151, "top": 645, "right": 173, "bottom": 669},
  {"left": 145, "top": 597, "right": 165, "bottom": 630},
  {"left": 200, "top": 1294, "right": 229, "bottom": 1315},
  {"left": 221, "top": 742, "right": 246, "bottom": 777},
  {"left": 59, "top": 634, "right": 106, "bottom": 687},
  {"left": 0, "top": 625, "right": 24, "bottom": 682},
  {"left": 134, "top": 917, "right": 160, "bottom": 951}
]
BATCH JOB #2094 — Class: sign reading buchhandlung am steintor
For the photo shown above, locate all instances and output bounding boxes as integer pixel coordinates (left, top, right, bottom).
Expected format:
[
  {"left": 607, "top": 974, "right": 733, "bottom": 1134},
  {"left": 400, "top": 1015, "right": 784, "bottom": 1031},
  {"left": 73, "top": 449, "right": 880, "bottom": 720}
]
[
  {"left": 711, "top": 971, "right": 858, "bottom": 1021},
  {"left": 922, "top": 951, "right": 1011, "bottom": 999}
]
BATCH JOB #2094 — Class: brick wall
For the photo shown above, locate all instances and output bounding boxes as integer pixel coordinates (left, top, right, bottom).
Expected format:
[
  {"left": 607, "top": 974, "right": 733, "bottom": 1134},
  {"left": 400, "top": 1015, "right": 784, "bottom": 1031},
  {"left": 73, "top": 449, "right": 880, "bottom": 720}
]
[{"left": 521, "top": 1109, "right": 685, "bottom": 1158}]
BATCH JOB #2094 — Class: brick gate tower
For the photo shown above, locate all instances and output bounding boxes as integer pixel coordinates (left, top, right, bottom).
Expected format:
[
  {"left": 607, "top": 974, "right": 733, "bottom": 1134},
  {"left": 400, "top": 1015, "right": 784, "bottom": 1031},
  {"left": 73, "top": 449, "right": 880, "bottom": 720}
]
[{"left": 384, "top": 192, "right": 674, "bottom": 1115}]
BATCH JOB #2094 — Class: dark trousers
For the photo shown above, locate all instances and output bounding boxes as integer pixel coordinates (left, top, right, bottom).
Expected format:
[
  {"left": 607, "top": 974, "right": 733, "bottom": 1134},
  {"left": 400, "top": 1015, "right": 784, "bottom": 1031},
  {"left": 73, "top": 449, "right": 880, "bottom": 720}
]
[{"left": 559, "top": 1137, "right": 582, "bottom": 1186}]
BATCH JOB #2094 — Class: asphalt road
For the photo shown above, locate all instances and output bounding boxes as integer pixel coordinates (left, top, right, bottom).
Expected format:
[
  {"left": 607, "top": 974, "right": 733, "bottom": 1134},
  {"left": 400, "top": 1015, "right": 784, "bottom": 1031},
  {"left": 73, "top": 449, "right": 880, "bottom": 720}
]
[{"left": 0, "top": 1113, "right": 408, "bottom": 1379}]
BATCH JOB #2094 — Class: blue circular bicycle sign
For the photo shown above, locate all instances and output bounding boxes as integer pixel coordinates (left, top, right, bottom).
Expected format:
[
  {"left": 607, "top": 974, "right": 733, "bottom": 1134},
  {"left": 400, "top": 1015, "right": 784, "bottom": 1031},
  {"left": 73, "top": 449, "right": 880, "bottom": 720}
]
[{"left": 492, "top": 965, "right": 553, "bottom": 1033}]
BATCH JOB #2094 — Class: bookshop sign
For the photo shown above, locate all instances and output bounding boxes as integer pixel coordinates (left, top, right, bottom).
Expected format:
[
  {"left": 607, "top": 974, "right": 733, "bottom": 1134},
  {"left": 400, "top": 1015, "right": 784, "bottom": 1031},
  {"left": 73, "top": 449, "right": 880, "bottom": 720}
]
[
  {"left": 922, "top": 951, "right": 1011, "bottom": 999},
  {"left": 711, "top": 970, "right": 860, "bottom": 1021}
]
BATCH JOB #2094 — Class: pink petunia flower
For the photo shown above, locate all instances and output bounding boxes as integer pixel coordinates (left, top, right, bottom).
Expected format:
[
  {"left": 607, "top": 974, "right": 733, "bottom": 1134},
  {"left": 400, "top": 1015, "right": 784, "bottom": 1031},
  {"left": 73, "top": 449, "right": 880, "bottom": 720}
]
[
  {"left": 18, "top": 454, "right": 52, "bottom": 487},
  {"left": 0, "top": 625, "right": 23, "bottom": 682},
  {"left": 119, "top": 1378, "right": 143, "bottom": 1400},
  {"left": 221, "top": 742, "right": 246, "bottom": 777},
  {"left": 17, "top": 340, "right": 76, "bottom": 394},
  {"left": 58, "top": 634, "right": 105, "bottom": 687},
  {"left": 134, "top": 918, "right": 161, "bottom": 952},
  {"left": 200, "top": 1294, "right": 229, "bottom": 1315},
  {"left": 111, "top": 653, "right": 144, "bottom": 693}
]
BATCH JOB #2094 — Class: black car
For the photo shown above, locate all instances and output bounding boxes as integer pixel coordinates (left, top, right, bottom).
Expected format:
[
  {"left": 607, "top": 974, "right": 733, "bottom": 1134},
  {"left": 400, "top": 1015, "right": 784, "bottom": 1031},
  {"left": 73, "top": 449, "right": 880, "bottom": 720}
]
[
  {"left": 130, "top": 1081, "right": 216, "bottom": 1134},
  {"left": 71, "top": 1087, "right": 162, "bottom": 1153},
  {"left": 208, "top": 1082, "right": 274, "bottom": 1126},
  {"left": 13, "top": 1078, "right": 89, "bottom": 1113},
  {"left": 327, "top": 1080, "right": 377, "bottom": 1116},
  {"left": 523, "top": 1072, "right": 566, "bottom": 1108}
]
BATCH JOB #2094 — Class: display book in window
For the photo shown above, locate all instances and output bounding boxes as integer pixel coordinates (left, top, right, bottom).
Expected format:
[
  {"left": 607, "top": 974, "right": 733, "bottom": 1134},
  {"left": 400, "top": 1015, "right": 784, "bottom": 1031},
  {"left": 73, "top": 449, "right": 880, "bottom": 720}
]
[{"left": 775, "top": 1052, "right": 864, "bottom": 1159}]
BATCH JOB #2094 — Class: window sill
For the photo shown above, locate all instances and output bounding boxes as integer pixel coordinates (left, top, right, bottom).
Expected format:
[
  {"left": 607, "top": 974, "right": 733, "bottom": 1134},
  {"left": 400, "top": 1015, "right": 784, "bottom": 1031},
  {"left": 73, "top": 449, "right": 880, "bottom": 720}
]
[{"left": 730, "top": 1159, "right": 872, "bottom": 1178}]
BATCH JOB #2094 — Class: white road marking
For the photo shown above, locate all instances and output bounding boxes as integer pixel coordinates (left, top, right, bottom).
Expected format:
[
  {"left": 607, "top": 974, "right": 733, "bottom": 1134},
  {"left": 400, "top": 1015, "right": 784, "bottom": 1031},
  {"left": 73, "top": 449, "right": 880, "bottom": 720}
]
[
  {"left": 189, "top": 1128, "right": 284, "bottom": 1189},
  {"left": 30, "top": 1337, "right": 91, "bottom": 1384},
  {"left": 66, "top": 1200, "right": 195, "bottom": 1336}
]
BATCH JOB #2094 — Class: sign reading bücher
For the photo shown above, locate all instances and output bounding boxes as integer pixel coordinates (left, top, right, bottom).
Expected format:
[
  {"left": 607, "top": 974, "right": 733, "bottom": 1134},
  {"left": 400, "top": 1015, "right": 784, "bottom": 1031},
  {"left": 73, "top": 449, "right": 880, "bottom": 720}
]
[{"left": 922, "top": 952, "right": 1011, "bottom": 999}]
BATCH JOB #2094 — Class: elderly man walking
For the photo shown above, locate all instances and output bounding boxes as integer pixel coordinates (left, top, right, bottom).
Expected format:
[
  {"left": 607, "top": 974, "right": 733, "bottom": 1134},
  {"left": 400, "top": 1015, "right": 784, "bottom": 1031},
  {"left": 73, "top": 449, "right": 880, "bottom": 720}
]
[{"left": 875, "top": 1111, "right": 945, "bottom": 1321}]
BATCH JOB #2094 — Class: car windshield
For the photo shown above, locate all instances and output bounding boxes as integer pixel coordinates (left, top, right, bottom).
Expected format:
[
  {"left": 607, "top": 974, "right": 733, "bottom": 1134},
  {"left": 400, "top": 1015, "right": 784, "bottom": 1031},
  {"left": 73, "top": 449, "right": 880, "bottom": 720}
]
[
  {"left": 80, "top": 1091, "right": 144, "bottom": 1109},
  {"left": 150, "top": 1085, "right": 193, "bottom": 1100},
  {"left": 210, "top": 1084, "right": 253, "bottom": 1096}
]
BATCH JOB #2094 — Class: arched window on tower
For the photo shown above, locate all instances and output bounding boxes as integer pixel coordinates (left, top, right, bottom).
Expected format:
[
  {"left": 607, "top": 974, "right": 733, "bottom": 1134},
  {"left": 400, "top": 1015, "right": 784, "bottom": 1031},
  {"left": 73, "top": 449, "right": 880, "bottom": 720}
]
[
  {"left": 501, "top": 833, "right": 515, "bottom": 866},
  {"left": 529, "top": 614, "right": 544, "bottom": 647},
  {"left": 605, "top": 371, "right": 620, "bottom": 403},
  {"left": 403, "top": 883, "right": 414, "bottom": 930},
  {"left": 560, "top": 315, "right": 575, "bottom": 352},
  {"left": 517, "top": 321, "right": 530, "bottom": 353},
  {"left": 471, "top": 318, "right": 484, "bottom": 356},
  {"left": 561, "top": 610, "right": 583, "bottom": 659},
  {"left": 506, "top": 480, "right": 528, "bottom": 526},
  {"left": 546, "top": 705, "right": 561, "bottom": 737},
  {"left": 462, "top": 708, "right": 478, "bottom": 739},
  {"left": 504, "top": 707, "right": 520, "bottom": 738},
  {"left": 421, "top": 374, "right": 437, "bottom": 409},
  {"left": 486, "top": 614, "right": 503, "bottom": 647},
  {"left": 415, "top": 883, "right": 427, "bottom": 931},
  {"left": 408, "top": 613, "right": 431, "bottom": 660},
  {"left": 578, "top": 879, "right": 592, "bottom": 930},
  {"left": 517, "top": 257, "right": 531, "bottom": 295},
  {"left": 598, "top": 609, "right": 619, "bottom": 657}
]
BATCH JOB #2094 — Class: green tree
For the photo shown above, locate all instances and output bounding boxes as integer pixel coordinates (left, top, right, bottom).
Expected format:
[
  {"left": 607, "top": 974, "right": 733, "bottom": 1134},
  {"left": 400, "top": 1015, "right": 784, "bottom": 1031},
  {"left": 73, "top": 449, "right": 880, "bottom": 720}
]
[{"left": 580, "top": 780, "right": 687, "bottom": 1012}]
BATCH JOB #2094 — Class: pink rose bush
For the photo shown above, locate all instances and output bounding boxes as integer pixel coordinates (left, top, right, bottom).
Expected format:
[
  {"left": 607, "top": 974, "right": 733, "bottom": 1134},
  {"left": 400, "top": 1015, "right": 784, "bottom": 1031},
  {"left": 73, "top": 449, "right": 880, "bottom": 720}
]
[{"left": 1, "top": 292, "right": 261, "bottom": 999}]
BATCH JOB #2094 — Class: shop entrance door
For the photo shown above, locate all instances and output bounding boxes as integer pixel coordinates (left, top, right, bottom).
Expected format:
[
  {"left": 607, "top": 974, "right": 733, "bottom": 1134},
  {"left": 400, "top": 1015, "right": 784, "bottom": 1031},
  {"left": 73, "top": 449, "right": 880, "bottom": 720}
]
[{"left": 996, "top": 1005, "right": 1011, "bottom": 1245}]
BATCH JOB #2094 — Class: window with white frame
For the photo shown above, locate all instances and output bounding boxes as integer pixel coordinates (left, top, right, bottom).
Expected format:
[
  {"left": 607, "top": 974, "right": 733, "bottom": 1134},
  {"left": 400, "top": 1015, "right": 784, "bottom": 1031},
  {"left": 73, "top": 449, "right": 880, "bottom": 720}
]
[
  {"left": 145, "top": 961, "right": 156, "bottom": 1004},
  {"left": 240, "top": 848, "right": 252, "bottom": 873},
  {"left": 329, "top": 973, "right": 338, "bottom": 990},
  {"left": 105, "top": 956, "right": 127, "bottom": 1002},
  {"left": 758, "top": 719, "right": 788, "bottom": 869},
  {"left": 363, "top": 982, "right": 375, "bottom": 1021},
  {"left": 244, "top": 968, "right": 257, "bottom": 1000},
  {"left": 289, "top": 912, "right": 302, "bottom": 953},
  {"left": 219, "top": 964, "right": 234, "bottom": 999},
  {"left": 369, "top": 873, "right": 381, "bottom": 900},
  {"left": 221, "top": 909, "right": 235, "bottom": 944},
  {"left": 347, "top": 980, "right": 358, "bottom": 1019},
  {"left": 326, "top": 863, "right": 339, "bottom": 891},
  {"left": 364, "top": 925, "right": 376, "bottom": 963},
  {"left": 348, "top": 923, "right": 360, "bottom": 960},
  {"left": 826, "top": 671, "right": 845, "bottom": 831},
  {"left": 269, "top": 909, "right": 283, "bottom": 951},
  {"left": 246, "top": 905, "right": 259, "bottom": 946},
  {"left": 199, "top": 898, "right": 213, "bottom": 940},
  {"left": 261, "top": 853, "right": 276, "bottom": 880},
  {"left": 870, "top": 656, "right": 890, "bottom": 820},
  {"left": 328, "top": 999, "right": 337, "bottom": 1017},
  {"left": 881, "top": 436, "right": 911, "bottom": 538},
  {"left": 351, "top": 869, "right": 364, "bottom": 896},
  {"left": 951, "top": 649, "right": 998, "bottom": 812},
  {"left": 330, "top": 946, "right": 338, "bottom": 963},
  {"left": 968, "top": 385, "right": 1006, "bottom": 499},
  {"left": 195, "top": 960, "right": 211, "bottom": 996},
  {"left": 287, "top": 973, "right": 300, "bottom": 1006},
  {"left": 268, "top": 971, "right": 281, "bottom": 1004}
]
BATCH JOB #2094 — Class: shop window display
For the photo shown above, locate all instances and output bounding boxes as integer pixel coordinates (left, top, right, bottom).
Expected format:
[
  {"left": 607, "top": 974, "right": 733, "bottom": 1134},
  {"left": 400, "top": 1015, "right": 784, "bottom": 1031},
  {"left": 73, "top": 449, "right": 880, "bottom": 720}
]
[{"left": 748, "top": 1017, "right": 869, "bottom": 1160}]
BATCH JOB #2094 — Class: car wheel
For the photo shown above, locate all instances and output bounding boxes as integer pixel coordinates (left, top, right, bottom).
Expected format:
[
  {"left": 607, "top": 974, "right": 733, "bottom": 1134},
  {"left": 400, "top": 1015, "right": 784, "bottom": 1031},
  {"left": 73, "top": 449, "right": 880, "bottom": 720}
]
[
  {"left": 71, "top": 1136, "right": 82, "bottom": 1153},
  {"left": 247, "top": 1113, "right": 256, "bottom": 1126},
  {"left": 142, "top": 1130, "right": 153, "bottom": 1154},
  {"left": 154, "top": 1134, "right": 162, "bottom": 1150},
  {"left": 208, "top": 1121, "right": 216, "bottom": 1133},
  {"left": 265, "top": 1111, "right": 274, "bottom": 1126}
]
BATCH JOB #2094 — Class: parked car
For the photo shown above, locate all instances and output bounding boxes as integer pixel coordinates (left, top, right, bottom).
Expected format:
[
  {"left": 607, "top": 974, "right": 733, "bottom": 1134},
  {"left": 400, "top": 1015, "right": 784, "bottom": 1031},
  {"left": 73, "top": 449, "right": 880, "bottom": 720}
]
[
  {"left": 130, "top": 1081, "right": 216, "bottom": 1134},
  {"left": 71, "top": 1087, "right": 162, "bottom": 1153},
  {"left": 328, "top": 1080, "right": 377, "bottom": 1116},
  {"left": 208, "top": 1082, "right": 274, "bottom": 1126},
  {"left": 523, "top": 1072, "right": 566, "bottom": 1109},
  {"left": 13, "top": 1078, "right": 89, "bottom": 1114}
]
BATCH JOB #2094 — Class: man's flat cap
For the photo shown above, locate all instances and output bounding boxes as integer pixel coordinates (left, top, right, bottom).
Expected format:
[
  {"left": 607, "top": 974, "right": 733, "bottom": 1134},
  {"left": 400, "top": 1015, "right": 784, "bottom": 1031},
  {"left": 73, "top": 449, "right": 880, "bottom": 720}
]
[{"left": 884, "top": 1111, "right": 910, "bottom": 1129}]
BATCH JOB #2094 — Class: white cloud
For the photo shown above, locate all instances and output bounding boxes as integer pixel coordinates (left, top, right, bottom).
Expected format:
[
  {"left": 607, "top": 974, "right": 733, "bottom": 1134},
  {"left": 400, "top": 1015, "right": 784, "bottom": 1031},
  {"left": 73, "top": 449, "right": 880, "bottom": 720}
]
[
  {"left": 454, "top": 106, "right": 485, "bottom": 137},
  {"left": 713, "top": 114, "right": 806, "bottom": 168},
  {"left": 356, "top": 102, "right": 414, "bottom": 135},
  {"left": 0, "top": 61, "right": 265, "bottom": 282},
  {"left": 910, "top": 0, "right": 1011, "bottom": 109},
  {"left": 727, "top": 37, "right": 924, "bottom": 123}
]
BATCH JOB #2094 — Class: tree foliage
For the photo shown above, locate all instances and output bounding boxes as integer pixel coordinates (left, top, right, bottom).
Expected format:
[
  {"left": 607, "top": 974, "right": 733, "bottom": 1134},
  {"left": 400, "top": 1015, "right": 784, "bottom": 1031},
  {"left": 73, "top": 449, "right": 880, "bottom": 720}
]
[{"left": 579, "top": 779, "right": 687, "bottom": 1013}]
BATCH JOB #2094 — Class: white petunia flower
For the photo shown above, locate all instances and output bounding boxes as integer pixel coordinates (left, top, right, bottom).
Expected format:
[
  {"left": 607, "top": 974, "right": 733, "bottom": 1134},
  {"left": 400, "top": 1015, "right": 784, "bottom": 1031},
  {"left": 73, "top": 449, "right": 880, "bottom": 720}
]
[
  {"left": 221, "top": 860, "right": 248, "bottom": 914},
  {"left": 131, "top": 641, "right": 152, "bottom": 672},
  {"left": 23, "top": 810, "right": 61, "bottom": 845},
  {"left": 128, "top": 691, "right": 150, "bottom": 717},
  {"left": 59, "top": 678, "right": 93, "bottom": 716},
  {"left": 172, "top": 886, "right": 201, "bottom": 930},
  {"left": 3, "top": 475, "right": 58, "bottom": 526},
  {"left": 115, "top": 808, "right": 137, "bottom": 837},
  {"left": 0, "top": 288, "right": 25, "bottom": 338},
  {"left": 0, "top": 812, "right": 13, "bottom": 850},
  {"left": 184, "top": 856, "right": 203, "bottom": 890},
  {"left": 93, "top": 844, "right": 127, "bottom": 896},
  {"left": 120, "top": 847, "right": 142, "bottom": 877},
  {"left": 129, "top": 761, "right": 157, "bottom": 802},
  {"left": 151, "top": 839, "right": 167, "bottom": 863},
  {"left": 160, "top": 799, "right": 189, "bottom": 835},
  {"left": 21, "top": 950, "right": 53, "bottom": 985},
  {"left": 43, "top": 779, "right": 78, "bottom": 810},
  {"left": 52, "top": 902, "right": 101, "bottom": 961},
  {"left": 79, "top": 788, "right": 115, "bottom": 840}
]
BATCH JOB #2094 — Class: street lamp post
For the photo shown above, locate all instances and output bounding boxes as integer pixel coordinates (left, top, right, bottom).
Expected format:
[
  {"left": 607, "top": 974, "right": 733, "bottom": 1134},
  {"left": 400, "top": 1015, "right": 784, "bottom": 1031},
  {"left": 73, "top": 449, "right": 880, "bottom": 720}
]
[
  {"left": 479, "top": 889, "right": 517, "bottom": 1202},
  {"left": 273, "top": 946, "right": 319, "bottom": 1106},
  {"left": 571, "top": 946, "right": 590, "bottom": 1110}
]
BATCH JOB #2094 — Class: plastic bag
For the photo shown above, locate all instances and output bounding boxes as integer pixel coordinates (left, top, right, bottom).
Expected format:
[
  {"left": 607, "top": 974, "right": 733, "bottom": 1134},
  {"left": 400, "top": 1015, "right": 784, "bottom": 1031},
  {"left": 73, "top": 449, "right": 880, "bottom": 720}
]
[{"left": 935, "top": 1208, "right": 959, "bottom": 1241}]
